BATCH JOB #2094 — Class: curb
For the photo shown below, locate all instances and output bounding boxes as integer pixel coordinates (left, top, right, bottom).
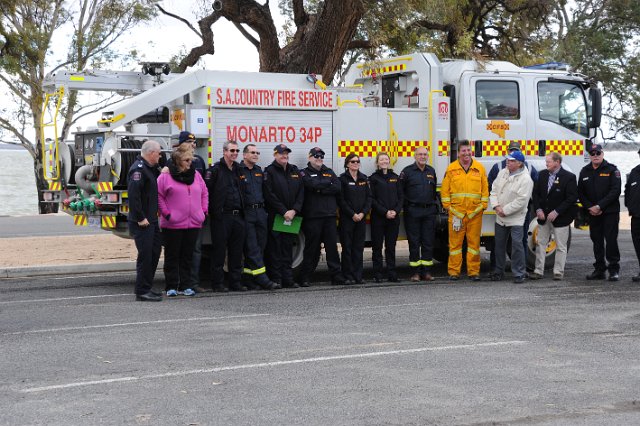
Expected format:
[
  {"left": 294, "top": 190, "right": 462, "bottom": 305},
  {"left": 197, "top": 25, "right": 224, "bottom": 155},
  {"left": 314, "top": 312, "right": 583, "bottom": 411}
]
[{"left": 1, "top": 261, "right": 165, "bottom": 279}]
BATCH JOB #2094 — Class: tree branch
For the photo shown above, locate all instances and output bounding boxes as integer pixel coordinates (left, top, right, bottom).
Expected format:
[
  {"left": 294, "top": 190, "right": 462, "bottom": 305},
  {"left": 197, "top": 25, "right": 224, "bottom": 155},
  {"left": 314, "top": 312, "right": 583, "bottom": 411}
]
[
  {"left": 234, "top": 22, "right": 259, "bottom": 48},
  {"left": 156, "top": 3, "right": 202, "bottom": 38}
]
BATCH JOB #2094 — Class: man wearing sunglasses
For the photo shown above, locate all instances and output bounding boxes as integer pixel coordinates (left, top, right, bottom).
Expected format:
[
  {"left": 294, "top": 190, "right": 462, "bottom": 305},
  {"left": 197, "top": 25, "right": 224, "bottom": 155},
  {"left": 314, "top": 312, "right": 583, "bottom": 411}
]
[
  {"left": 205, "top": 140, "right": 247, "bottom": 292},
  {"left": 297, "top": 147, "right": 346, "bottom": 286},
  {"left": 578, "top": 144, "right": 622, "bottom": 281}
]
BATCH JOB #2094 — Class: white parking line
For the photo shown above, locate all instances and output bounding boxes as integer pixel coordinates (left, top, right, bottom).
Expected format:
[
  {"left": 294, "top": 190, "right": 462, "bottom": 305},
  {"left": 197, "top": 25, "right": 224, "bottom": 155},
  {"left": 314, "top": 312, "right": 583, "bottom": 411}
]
[
  {"left": 0, "top": 294, "right": 132, "bottom": 305},
  {"left": 21, "top": 340, "right": 528, "bottom": 393},
  {"left": 4, "top": 314, "right": 270, "bottom": 336}
]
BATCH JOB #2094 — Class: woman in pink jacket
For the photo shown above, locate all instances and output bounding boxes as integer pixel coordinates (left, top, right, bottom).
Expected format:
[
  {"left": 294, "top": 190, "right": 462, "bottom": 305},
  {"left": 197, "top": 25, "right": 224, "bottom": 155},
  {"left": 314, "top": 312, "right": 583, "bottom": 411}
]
[{"left": 158, "top": 144, "right": 208, "bottom": 297}]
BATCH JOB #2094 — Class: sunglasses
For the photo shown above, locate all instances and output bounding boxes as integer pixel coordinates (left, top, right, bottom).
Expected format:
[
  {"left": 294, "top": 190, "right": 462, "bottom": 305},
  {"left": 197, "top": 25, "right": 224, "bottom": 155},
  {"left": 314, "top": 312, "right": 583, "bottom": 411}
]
[
  {"left": 312, "top": 154, "right": 325, "bottom": 159},
  {"left": 227, "top": 149, "right": 240, "bottom": 153},
  {"left": 589, "top": 151, "right": 602, "bottom": 156},
  {"left": 349, "top": 160, "right": 361, "bottom": 164},
  {"left": 248, "top": 151, "right": 260, "bottom": 155}
]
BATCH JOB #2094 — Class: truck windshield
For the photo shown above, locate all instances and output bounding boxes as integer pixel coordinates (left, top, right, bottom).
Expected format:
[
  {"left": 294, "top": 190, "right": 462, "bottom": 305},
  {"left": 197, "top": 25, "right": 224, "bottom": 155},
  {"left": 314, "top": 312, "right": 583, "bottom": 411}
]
[{"left": 537, "top": 81, "right": 588, "bottom": 137}]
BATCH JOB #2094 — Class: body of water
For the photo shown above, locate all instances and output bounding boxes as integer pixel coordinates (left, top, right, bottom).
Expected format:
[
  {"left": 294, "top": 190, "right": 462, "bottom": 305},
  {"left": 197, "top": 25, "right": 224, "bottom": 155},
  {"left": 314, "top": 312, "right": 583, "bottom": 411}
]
[{"left": 0, "top": 148, "right": 638, "bottom": 217}]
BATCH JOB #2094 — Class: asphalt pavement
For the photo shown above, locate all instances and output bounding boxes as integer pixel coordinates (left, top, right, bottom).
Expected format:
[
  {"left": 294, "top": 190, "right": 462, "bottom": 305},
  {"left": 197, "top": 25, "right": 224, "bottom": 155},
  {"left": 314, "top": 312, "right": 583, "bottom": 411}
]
[
  {"left": 1, "top": 229, "right": 640, "bottom": 424},
  {"left": 0, "top": 213, "right": 106, "bottom": 237}
]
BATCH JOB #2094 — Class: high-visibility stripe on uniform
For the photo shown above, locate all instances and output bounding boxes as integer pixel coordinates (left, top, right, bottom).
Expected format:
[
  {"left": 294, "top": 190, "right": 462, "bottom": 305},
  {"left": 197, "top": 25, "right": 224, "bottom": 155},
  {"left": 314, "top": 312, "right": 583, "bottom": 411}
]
[
  {"left": 451, "top": 193, "right": 481, "bottom": 199},
  {"left": 449, "top": 207, "right": 465, "bottom": 219},
  {"left": 449, "top": 249, "right": 463, "bottom": 256},
  {"left": 467, "top": 247, "right": 480, "bottom": 256},
  {"left": 409, "top": 260, "right": 421, "bottom": 267},
  {"left": 243, "top": 266, "right": 266, "bottom": 276},
  {"left": 420, "top": 260, "right": 434, "bottom": 266},
  {"left": 467, "top": 205, "right": 484, "bottom": 219}
]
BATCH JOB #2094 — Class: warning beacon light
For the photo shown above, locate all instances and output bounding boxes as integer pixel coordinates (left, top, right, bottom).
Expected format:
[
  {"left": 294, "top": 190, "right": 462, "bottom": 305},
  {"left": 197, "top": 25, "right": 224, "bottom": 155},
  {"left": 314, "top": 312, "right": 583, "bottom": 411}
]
[{"left": 306, "top": 73, "right": 327, "bottom": 90}]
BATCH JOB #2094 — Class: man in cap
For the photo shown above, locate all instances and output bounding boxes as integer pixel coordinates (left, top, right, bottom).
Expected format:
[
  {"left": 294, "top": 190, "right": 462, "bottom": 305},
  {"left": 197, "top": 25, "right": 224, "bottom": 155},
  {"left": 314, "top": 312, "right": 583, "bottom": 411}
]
[
  {"left": 488, "top": 141, "right": 538, "bottom": 271},
  {"left": 624, "top": 147, "right": 640, "bottom": 282},
  {"left": 263, "top": 144, "right": 304, "bottom": 288},
  {"left": 488, "top": 150, "right": 534, "bottom": 283},
  {"left": 578, "top": 144, "right": 622, "bottom": 281},
  {"left": 239, "top": 144, "right": 278, "bottom": 290},
  {"left": 297, "top": 147, "right": 346, "bottom": 286}
]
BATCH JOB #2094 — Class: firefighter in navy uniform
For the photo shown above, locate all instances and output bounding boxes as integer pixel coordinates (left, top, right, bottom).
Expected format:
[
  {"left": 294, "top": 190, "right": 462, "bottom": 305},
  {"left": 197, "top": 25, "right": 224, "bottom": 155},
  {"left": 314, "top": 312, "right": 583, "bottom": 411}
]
[
  {"left": 239, "top": 144, "right": 278, "bottom": 290},
  {"left": 338, "top": 153, "right": 372, "bottom": 284},
  {"left": 297, "top": 147, "right": 346, "bottom": 287},
  {"left": 399, "top": 147, "right": 438, "bottom": 282},
  {"left": 205, "top": 140, "right": 247, "bottom": 292},
  {"left": 624, "top": 148, "right": 640, "bottom": 282},
  {"left": 127, "top": 140, "right": 163, "bottom": 302},
  {"left": 578, "top": 144, "right": 622, "bottom": 281},
  {"left": 369, "top": 152, "right": 403, "bottom": 283},
  {"left": 263, "top": 144, "right": 304, "bottom": 288}
]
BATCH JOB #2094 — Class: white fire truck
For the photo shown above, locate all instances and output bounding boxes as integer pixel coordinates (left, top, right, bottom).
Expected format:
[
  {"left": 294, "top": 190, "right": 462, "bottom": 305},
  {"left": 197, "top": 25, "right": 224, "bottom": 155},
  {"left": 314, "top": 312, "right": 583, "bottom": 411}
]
[{"left": 41, "top": 53, "right": 602, "bottom": 269}]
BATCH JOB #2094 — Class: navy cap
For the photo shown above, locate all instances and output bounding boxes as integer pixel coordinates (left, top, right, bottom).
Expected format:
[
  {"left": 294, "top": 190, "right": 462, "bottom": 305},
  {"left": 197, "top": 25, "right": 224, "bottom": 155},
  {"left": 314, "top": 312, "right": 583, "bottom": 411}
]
[
  {"left": 274, "top": 144, "right": 292, "bottom": 154},
  {"left": 506, "top": 150, "right": 525, "bottom": 162},
  {"left": 507, "top": 141, "right": 521, "bottom": 151},
  {"left": 589, "top": 144, "right": 603, "bottom": 154},
  {"left": 178, "top": 131, "right": 195, "bottom": 144},
  {"left": 309, "top": 147, "right": 325, "bottom": 156}
]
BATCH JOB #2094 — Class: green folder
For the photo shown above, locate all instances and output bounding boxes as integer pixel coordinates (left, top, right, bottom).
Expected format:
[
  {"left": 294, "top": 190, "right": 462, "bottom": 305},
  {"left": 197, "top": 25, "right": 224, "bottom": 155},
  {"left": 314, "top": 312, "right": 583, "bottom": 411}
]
[{"left": 272, "top": 214, "right": 302, "bottom": 234}]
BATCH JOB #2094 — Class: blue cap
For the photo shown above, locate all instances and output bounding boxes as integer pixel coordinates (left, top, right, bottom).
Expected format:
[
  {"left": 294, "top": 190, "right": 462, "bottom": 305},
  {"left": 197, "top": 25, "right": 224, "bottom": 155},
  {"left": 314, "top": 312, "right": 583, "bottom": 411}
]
[{"left": 506, "top": 150, "right": 525, "bottom": 162}]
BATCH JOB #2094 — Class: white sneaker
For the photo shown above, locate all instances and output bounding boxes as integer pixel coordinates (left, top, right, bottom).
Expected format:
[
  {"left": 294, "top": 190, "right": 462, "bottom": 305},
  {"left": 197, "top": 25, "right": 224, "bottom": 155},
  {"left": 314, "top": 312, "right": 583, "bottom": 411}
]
[
  {"left": 182, "top": 288, "right": 196, "bottom": 296},
  {"left": 166, "top": 289, "right": 178, "bottom": 297}
]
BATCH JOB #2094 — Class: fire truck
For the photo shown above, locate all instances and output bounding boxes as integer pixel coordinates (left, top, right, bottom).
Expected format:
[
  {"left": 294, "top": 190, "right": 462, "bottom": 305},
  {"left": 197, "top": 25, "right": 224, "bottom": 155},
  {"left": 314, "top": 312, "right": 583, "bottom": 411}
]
[{"left": 41, "top": 53, "right": 602, "bottom": 270}]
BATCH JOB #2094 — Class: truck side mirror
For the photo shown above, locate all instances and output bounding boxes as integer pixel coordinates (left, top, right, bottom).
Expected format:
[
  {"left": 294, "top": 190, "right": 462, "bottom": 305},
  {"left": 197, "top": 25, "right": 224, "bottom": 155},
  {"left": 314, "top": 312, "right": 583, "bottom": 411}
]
[{"left": 588, "top": 87, "right": 602, "bottom": 128}]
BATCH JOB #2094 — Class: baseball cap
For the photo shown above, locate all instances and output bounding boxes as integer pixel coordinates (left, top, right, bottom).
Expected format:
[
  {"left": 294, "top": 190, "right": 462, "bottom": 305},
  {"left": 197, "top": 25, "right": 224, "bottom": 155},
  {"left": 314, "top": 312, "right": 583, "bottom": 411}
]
[
  {"left": 506, "top": 150, "right": 525, "bottom": 162},
  {"left": 309, "top": 147, "right": 325, "bottom": 156},
  {"left": 507, "top": 141, "right": 521, "bottom": 151},
  {"left": 274, "top": 144, "right": 292, "bottom": 154},
  {"left": 178, "top": 131, "right": 195, "bottom": 144},
  {"left": 589, "top": 144, "right": 603, "bottom": 155}
]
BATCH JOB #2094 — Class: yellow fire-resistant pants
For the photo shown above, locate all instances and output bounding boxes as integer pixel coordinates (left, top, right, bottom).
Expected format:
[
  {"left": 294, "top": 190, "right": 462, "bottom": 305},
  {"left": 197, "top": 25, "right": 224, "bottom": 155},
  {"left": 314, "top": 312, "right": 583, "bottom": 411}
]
[{"left": 448, "top": 213, "right": 483, "bottom": 277}]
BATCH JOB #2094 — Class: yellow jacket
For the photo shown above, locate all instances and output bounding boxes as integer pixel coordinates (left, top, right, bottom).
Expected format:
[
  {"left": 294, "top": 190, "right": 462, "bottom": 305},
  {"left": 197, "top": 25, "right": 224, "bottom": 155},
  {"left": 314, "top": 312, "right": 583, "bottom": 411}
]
[{"left": 441, "top": 159, "right": 489, "bottom": 219}]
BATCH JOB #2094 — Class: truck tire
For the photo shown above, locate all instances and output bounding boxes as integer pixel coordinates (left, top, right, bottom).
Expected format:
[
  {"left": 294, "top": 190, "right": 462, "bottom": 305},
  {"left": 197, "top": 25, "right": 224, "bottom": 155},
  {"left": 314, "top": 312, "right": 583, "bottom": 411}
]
[
  {"left": 291, "top": 231, "right": 306, "bottom": 271},
  {"left": 525, "top": 219, "right": 571, "bottom": 271}
]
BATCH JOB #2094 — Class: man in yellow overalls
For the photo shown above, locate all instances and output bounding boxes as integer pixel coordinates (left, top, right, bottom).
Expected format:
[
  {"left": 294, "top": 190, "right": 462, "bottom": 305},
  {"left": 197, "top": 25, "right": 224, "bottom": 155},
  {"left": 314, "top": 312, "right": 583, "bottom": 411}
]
[{"left": 441, "top": 140, "right": 489, "bottom": 281}]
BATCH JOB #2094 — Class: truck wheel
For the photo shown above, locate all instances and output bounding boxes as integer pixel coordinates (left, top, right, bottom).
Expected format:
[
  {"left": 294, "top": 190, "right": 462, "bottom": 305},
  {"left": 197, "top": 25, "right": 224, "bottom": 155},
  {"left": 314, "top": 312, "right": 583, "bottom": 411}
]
[
  {"left": 291, "top": 232, "right": 306, "bottom": 271},
  {"left": 526, "top": 220, "right": 571, "bottom": 271}
]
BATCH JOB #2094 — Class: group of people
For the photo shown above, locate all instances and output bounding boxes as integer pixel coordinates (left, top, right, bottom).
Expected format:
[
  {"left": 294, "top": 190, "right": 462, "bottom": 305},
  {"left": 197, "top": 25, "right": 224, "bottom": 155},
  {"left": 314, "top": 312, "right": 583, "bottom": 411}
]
[{"left": 126, "top": 131, "right": 630, "bottom": 303}]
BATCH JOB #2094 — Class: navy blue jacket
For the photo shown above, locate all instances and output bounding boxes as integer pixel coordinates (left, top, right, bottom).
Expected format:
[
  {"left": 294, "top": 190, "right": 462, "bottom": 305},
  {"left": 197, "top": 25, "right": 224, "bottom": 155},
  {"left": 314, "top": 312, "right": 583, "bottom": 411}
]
[
  {"left": 127, "top": 156, "right": 160, "bottom": 223},
  {"left": 300, "top": 163, "right": 341, "bottom": 218}
]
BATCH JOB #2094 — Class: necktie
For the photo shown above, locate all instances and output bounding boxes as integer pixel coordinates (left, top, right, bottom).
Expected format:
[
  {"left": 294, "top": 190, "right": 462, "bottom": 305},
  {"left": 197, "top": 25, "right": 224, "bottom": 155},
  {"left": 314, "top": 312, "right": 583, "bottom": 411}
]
[{"left": 547, "top": 173, "right": 555, "bottom": 194}]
